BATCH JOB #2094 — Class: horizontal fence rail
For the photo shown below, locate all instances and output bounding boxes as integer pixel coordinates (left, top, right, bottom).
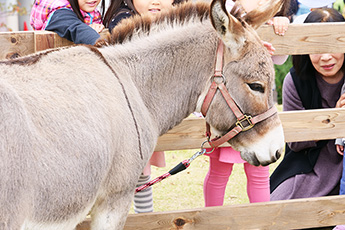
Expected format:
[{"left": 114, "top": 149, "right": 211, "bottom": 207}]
[
  {"left": 2, "top": 22, "right": 345, "bottom": 229},
  {"left": 0, "top": 31, "right": 73, "bottom": 59},
  {"left": 155, "top": 108, "right": 345, "bottom": 151},
  {"left": 76, "top": 195, "right": 345, "bottom": 230},
  {"left": 1, "top": 22, "right": 345, "bottom": 60},
  {"left": 257, "top": 22, "right": 345, "bottom": 55}
]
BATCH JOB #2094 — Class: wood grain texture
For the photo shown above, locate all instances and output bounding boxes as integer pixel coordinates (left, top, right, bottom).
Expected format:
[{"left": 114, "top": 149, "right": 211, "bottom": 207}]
[
  {"left": 0, "top": 31, "right": 35, "bottom": 60},
  {"left": 1, "top": 22, "right": 345, "bottom": 59},
  {"left": 34, "top": 31, "right": 56, "bottom": 52},
  {"left": 76, "top": 195, "right": 345, "bottom": 230},
  {"left": 122, "top": 195, "right": 345, "bottom": 230},
  {"left": 257, "top": 23, "right": 345, "bottom": 55},
  {"left": 155, "top": 108, "right": 345, "bottom": 151}
]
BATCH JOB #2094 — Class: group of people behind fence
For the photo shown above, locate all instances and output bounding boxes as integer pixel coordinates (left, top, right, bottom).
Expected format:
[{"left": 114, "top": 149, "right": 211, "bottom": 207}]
[{"left": 29, "top": 0, "right": 345, "bottom": 228}]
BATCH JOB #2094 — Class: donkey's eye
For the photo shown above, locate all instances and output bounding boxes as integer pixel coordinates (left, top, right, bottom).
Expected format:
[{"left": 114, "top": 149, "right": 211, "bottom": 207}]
[{"left": 247, "top": 83, "right": 265, "bottom": 93}]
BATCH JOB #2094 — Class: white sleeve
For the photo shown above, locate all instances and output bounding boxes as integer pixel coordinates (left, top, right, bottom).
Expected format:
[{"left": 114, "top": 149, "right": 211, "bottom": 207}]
[
  {"left": 335, "top": 138, "right": 345, "bottom": 146},
  {"left": 225, "top": 0, "right": 235, "bottom": 13},
  {"left": 272, "top": 55, "right": 289, "bottom": 65}
]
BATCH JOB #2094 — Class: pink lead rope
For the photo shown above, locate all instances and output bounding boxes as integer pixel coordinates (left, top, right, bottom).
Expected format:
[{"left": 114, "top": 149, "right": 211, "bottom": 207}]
[{"left": 135, "top": 147, "right": 207, "bottom": 193}]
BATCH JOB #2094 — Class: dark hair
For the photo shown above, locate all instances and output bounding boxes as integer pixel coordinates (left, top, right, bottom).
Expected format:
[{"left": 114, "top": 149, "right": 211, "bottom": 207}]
[
  {"left": 288, "top": 0, "right": 298, "bottom": 17},
  {"left": 103, "top": 0, "right": 187, "bottom": 28},
  {"left": 104, "top": 0, "right": 136, "bottom": 28},
  {"left": 275, "top": 0, "right": 292, "bottom": 17},
  {"left": 68, "top": 0, "right": 105, "bottom": 22},
  {"left": 292, "top": 8, "right": 345, "bottom": 80}
]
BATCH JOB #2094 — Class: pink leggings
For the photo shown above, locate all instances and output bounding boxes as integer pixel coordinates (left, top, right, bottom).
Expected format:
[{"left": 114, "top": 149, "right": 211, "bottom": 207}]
[{"left": 203, "top": 156, "right": 270, "bottom": 207}]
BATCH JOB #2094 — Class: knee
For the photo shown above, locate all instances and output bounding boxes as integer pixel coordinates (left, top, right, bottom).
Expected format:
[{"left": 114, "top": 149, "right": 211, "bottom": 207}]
[
  {"left": 244, "top": 165, "right": 269, "bottom": 182},
  {"left": 208, "top": 160, "right": 233, "bottom": 177}
]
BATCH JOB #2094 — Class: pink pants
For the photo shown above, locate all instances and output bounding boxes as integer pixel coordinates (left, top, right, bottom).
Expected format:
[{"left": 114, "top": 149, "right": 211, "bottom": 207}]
[{"left": 203, "top": 155, "right": 270, "bottom": 207}]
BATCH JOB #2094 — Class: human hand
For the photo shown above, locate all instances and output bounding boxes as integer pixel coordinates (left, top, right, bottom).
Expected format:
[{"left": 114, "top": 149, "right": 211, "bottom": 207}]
[
  {"left": 89, "top": 24, "right": 105, "bottom": 33},
  {"left": 262, "top": 41, "right": 275, "bottom": 56},
  {"left": 267, "top": 16, "right": 289, "bottom": 36},
  {"left": 336, "top": 145, "right": 344, "bottom": 155},
  {"left": 336, "top": 93, "right": 345, "bottom": 108}
]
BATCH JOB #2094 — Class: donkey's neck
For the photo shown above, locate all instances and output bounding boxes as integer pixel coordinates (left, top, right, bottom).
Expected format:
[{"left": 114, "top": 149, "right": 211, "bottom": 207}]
[{"left": 104, "top": 23, "right": 218, "bottom": 136}]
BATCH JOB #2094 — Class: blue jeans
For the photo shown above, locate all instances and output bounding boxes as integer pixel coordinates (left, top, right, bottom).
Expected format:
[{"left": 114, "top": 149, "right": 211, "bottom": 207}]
[{"left": 340, "top": 156, "right": 345, "bottom": 195}]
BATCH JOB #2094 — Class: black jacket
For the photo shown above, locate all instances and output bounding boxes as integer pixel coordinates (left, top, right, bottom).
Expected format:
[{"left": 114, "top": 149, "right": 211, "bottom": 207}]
[
  {"left": 270, "top": 67, "right": 328, "bottom": 193},
  {"left": 108, "top": 5, "right": 134, "bottom": 33}
]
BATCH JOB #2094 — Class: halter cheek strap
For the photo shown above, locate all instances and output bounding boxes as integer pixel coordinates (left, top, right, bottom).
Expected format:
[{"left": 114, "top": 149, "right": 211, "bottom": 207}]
[{"left": 201, "top": 40, "right": 277, "bottom": 148}]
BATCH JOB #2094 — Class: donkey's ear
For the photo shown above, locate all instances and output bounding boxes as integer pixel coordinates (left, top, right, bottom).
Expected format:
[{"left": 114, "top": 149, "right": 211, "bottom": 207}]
[
  {"left": 210, "top": 0, "right": 246, "bottom": 54},
  {"left": 244, "top": 0, "right": 283, "bottom": 29}
]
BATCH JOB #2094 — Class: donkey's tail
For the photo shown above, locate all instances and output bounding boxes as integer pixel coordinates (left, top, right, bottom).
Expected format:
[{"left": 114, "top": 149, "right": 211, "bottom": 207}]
[{"left": 0, "top": 79, "right": 34, "bottom": 229}]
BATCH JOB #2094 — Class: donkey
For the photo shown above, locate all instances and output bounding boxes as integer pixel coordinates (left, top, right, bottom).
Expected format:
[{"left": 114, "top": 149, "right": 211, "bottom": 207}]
[{"left": 0, "top": 0, "right": 284, "bottom": 229}]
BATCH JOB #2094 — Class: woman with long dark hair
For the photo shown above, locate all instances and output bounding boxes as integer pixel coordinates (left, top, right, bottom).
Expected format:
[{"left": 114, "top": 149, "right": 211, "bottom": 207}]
[{"left": 270, "top": 7, "right": 345, "bottom": 201}]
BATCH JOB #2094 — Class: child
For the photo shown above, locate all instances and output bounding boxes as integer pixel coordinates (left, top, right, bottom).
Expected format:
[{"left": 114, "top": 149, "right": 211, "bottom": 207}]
[
  {"left": 103, "top": 0, "right": 186, "bottom": 213},
  {"left": 103, "top": 0, "right": 185, "bottom": 33},
  {"left": 203, "top": 0, "right": 291, "bottom": 207},
  {"left": 30, "top": 0, "right": 105, "bottom": 45}
]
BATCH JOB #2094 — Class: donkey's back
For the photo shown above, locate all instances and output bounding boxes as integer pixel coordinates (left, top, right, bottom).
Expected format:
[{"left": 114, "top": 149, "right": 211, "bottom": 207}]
[{"left": 0, "top": 46, "right": 156, "bottom": 229}]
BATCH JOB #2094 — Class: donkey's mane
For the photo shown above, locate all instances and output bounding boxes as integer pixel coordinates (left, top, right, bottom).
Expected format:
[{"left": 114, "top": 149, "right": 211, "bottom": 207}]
[
  {"left": 107, "top": 1, "right": 211, "bottom": 45},
  {"left": 104, "top": 1, "right": 247, "bottom": 45}
]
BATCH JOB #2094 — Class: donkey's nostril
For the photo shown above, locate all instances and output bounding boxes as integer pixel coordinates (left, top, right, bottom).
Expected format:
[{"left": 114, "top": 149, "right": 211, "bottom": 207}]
[{"left": 275, "top": 150, "right": 281, "bottom": 160}]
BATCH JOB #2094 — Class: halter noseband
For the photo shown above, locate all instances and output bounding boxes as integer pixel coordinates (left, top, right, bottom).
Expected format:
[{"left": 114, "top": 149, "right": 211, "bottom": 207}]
[{"left": 200, "top": 40, "right": 277, "bottom": 148}]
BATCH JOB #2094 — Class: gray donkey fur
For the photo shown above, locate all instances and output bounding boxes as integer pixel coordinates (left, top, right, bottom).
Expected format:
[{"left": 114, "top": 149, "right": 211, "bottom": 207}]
[{"left": 0, "top": 0, "right": 284, "bottom": 229}]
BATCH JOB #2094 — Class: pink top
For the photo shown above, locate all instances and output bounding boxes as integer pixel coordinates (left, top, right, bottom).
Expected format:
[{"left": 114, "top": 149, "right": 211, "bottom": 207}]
[
  {"left": 192, "top": 114, "right": 245, "bottom": 164},
  {"left": 30, "top": 0, "right": 102, "bottom": 30},
  {"left": 206, "top": 146, "right": 246, "bottom": 164}
]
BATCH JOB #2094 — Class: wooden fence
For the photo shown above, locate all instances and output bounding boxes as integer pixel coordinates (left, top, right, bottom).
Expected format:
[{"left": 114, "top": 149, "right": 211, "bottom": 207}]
[
  {"left": 2, "top": 22, "right": 345, "bottom": 59},
  {"left": 2, "top": 22, "right": 345, "bottom": 229}
]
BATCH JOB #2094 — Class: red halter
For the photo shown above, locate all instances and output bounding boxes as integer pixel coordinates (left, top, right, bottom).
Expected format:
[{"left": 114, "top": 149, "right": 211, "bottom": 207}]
[{"left": 201, "top": 40, "right": 277, "bottom": 148}]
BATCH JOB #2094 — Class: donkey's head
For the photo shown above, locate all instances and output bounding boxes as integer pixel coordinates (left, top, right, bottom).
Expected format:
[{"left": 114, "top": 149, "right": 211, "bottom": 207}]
[{"left": 201, "top": 0, "right": 285, "bottom": 166}]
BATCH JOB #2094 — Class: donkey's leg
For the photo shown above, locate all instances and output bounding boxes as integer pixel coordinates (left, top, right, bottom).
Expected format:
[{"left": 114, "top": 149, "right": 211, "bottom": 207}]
[{"left": 89, "top": 192, "right": 133, "bottom": 230}]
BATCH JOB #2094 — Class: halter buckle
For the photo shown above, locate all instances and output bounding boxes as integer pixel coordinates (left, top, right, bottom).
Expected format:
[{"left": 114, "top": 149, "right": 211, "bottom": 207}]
[{"left": 236, "top": 115, "right": 254, "bottom": 131}]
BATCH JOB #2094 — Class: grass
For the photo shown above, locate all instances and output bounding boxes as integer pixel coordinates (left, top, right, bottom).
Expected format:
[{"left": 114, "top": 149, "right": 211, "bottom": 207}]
[
  {"left": 129, "top": 105, "right": 284, "bottom": 213},
  {"left": 128, "top": 150, "right": 283, "bottom": 214}
]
